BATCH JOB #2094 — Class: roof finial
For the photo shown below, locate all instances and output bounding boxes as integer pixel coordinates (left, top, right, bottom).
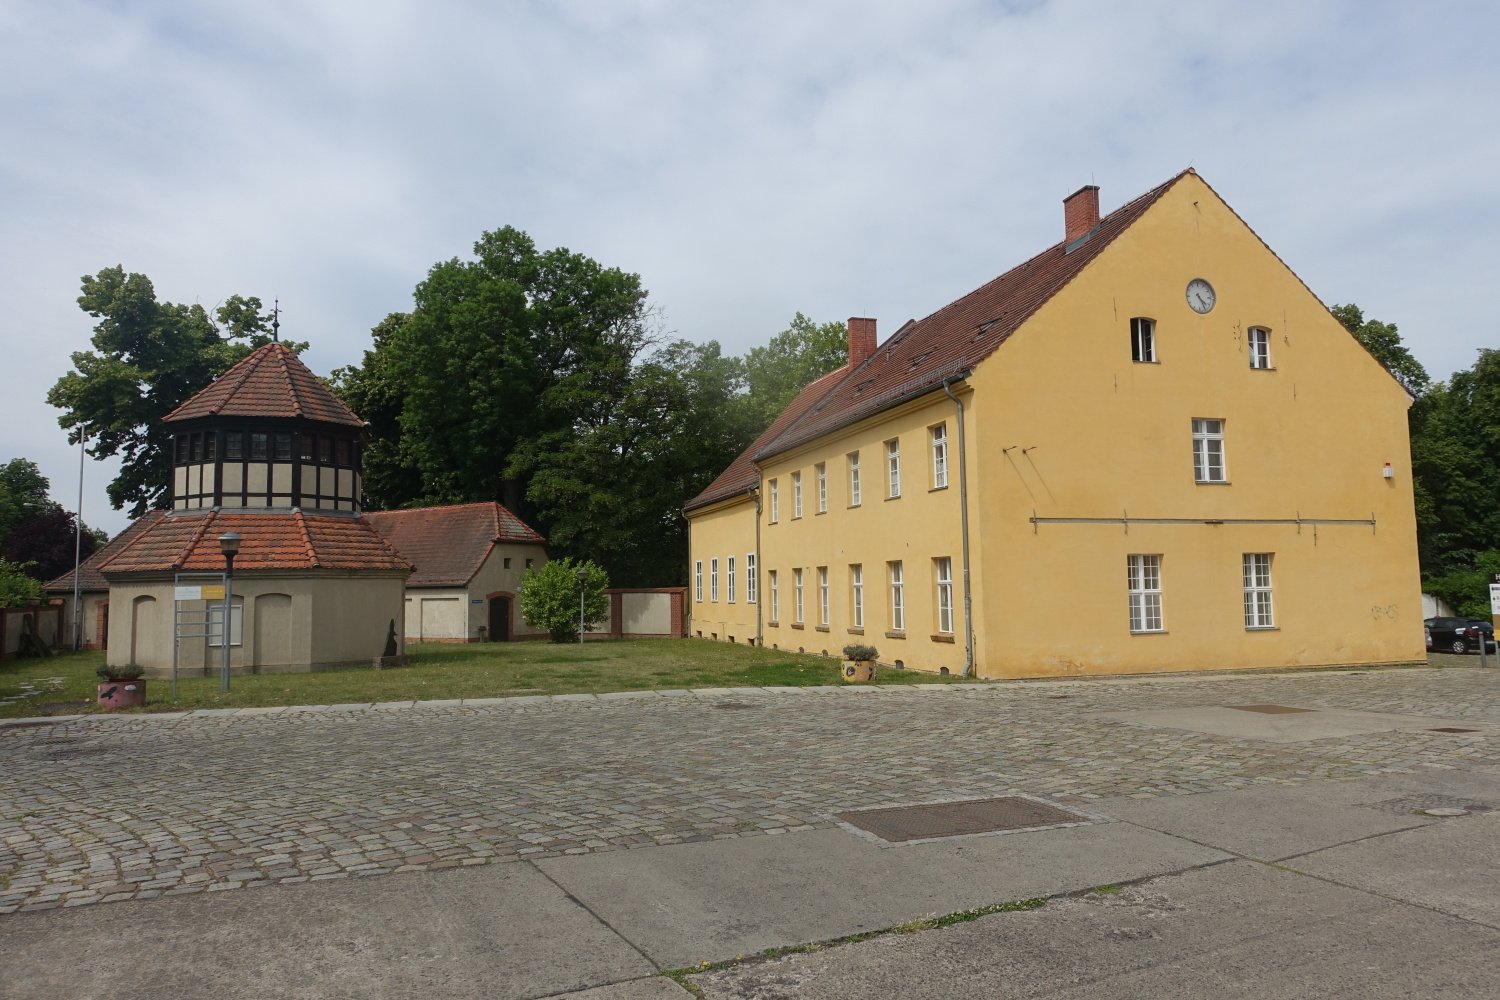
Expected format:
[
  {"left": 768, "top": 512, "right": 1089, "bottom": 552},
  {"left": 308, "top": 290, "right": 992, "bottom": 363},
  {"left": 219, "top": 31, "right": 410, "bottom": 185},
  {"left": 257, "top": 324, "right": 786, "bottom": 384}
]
[{"left": 272, "top": 299, "right": 280, "bottom": 342}]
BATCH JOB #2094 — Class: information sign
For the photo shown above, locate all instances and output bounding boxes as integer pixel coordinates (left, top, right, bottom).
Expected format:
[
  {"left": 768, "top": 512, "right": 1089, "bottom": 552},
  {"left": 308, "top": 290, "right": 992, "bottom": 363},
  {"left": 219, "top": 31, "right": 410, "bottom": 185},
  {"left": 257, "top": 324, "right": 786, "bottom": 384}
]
[
  {"left": 1490, "top": 584, "right": 1500, "bottom": 616},
  {"left": 200, "top": 585, "right": 226, "bottom": 600}
]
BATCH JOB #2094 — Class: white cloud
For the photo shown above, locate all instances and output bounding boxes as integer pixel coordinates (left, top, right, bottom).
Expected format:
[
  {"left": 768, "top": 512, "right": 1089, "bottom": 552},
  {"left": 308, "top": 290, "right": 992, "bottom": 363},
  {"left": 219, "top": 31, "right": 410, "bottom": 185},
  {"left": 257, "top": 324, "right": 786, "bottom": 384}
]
[{"left": 2, "top": 0, "right": 1497, "bottom": 534}]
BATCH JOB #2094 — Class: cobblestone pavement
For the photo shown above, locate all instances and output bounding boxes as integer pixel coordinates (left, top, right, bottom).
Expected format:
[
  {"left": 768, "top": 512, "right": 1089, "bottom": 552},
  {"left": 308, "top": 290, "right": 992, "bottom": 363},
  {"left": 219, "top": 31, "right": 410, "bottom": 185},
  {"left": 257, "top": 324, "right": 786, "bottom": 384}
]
[{"left": 2, "top": 667, "right": 1498, "bottom": 915}]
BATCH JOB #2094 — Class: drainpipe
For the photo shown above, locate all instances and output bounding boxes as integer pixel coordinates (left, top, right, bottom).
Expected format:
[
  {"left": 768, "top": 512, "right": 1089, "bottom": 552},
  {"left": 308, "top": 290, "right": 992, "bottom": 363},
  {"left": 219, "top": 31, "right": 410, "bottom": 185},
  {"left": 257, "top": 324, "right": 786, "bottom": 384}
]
[
  {"left": 749, "top": 485, "right": 762, "bottom": 646},
  {"left": 942, "top": 376, "right": 975, "bottom": 678}
]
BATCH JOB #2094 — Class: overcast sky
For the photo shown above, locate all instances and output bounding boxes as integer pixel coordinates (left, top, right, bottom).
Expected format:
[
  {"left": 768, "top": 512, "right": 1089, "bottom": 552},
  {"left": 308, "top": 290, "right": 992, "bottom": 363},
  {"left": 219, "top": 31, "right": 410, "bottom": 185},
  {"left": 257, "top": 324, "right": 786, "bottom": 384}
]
[{"left": 3, "top": 0, "right": 1498, "bottom": 535}]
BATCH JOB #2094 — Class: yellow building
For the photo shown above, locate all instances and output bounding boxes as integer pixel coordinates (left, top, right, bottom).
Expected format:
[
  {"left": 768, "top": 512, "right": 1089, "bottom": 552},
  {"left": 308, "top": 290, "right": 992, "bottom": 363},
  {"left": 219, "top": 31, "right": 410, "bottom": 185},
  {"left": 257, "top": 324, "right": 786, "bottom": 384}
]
[{"left": 685, "top": 170, "right": 1425, "bottom": 678}]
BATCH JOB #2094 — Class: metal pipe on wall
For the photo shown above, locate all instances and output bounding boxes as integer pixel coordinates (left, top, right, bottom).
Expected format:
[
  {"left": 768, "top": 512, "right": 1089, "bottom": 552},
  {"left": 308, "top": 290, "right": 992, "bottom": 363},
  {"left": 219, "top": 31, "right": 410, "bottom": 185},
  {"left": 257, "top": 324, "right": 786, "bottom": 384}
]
[{"left": 942, "top": 376, "right": 975, "bottom": 678}]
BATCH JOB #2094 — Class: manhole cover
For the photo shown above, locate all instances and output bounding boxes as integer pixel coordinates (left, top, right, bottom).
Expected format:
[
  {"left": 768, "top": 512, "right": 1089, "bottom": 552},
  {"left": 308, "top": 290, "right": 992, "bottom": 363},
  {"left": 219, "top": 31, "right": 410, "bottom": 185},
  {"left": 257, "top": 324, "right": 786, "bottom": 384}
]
[
  {"left": 1429, "top": 727, "right": 1480, "bottom": 733},
  {"left": 713, "top": 703, "right": 755, "bottom": 710},
  {"left": 1226, "top": 705, "right": 1316, "bottom": 714},
  {"left": 836, "top": 796, "right": 1088, "bottom": 843}
]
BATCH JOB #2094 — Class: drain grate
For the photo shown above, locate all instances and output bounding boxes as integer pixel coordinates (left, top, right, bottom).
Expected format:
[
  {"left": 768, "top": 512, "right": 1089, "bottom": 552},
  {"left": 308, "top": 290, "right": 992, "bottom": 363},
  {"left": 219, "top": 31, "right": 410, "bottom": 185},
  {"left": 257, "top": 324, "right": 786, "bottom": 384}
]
[
  {"left": 836, "top": 795, "right": 1087, "bottom": 843},
  {"left": 1226, "top": 704, "right": 1316, "bottom": 714},
  {"left": 1430, "top": 727, "right": 1480, "bottom": 733}
]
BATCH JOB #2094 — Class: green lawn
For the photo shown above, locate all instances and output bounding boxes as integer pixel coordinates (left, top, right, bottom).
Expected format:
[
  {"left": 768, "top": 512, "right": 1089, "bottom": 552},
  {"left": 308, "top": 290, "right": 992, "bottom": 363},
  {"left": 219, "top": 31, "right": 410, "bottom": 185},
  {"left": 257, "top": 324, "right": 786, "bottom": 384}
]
[{"left": 0, "top": 639, "right": 969, "bottom": 717}]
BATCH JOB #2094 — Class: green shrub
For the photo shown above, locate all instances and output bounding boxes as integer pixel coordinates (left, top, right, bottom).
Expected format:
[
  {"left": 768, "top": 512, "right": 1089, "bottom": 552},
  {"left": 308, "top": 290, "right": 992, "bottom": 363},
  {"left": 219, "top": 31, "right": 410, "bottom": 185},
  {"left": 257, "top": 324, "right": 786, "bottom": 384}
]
[
  {"left": 842, "top": 643, "right": 879, "bottom": 661},
  {"left": 96, "top": 663, "right": 145, "bottom": 680},
  {"left": 0, "top": 558, "right": 42, "bottom": 608},
  {"left": 518, "top": 557, "right": 611, "bottom": 643},
  {"left": 1425, "top": 550, "right": 1500, "bottom": 620}
]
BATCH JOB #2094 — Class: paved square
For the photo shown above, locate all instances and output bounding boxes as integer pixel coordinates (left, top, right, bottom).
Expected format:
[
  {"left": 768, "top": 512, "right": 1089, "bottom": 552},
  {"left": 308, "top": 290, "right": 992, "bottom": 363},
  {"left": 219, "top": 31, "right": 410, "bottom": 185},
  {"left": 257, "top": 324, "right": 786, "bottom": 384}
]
[
  {"left": 1098, "top": 704, "right": 1482, "bottom": 742},
  {"left": 2, "top": 666, "right": 1499, "bottom": 914}
]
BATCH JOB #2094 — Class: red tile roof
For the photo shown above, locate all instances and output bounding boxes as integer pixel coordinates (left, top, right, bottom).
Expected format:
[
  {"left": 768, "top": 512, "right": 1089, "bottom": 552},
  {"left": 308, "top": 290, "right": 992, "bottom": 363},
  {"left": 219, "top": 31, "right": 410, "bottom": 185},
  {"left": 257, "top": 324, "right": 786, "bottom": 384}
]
[
  {"left": 44, "top": 512, "right": 167, "bottom": 593},
  {"left": 752, "top": 174, "right": 1183, "bottom": 462},
  {"left": 683, "top": 363, "right": 852, "bottom": 512},
  {"left": 96, "top": 510, "right": 412, "bottom": 575},
  {"left": 366, "top": 502, "right": 545, "bottom": 587},
  {"left": 163, "top": 342, "right": 364, "bottom": 427}
]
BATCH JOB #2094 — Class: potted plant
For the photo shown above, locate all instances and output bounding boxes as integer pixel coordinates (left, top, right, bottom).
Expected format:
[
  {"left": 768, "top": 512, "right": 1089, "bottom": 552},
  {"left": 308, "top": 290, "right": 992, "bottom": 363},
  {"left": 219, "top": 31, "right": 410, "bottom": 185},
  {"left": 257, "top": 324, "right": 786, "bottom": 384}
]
[
  {"left": 96, "top": 664, "right": 147, "bottom": 710},
  {"left": 841, "top": 643, "right": 879, "bottom": 683}
]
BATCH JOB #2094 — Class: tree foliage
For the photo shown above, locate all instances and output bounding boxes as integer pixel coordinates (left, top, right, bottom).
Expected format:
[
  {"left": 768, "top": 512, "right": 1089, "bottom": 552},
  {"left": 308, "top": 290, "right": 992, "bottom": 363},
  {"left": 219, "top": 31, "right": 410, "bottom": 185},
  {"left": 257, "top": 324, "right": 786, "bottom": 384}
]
[
  {"left": 1332, "top": 303, "right": 1431, "bottom": 396},
  {"left": 518, "top": 557, "right": 611, "bottom": 643},
  {"left": 0, "top": 459, "right": 105, "bottom": 587},
  {"left": 738, "top": 312, "right": 849, "bottom": 431},
  {"left": 47, "top": 267, "right": 303, "bottom": 516},
  {"left": 328, "top": 313, "right": 424, "bottom": 512},
  {"left": 0, "top": 559, "right": 43, "bottom": 608}
]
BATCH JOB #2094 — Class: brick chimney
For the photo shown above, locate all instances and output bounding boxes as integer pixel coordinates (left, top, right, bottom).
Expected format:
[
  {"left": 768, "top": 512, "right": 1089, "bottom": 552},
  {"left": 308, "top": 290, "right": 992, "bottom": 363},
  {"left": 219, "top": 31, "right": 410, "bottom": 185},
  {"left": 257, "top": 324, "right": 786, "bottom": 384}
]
[
  {"left": 1063, "top": 185, "right": 1100, "bottom": 243},
  {"left": 848, "top": 317, "right": 877, "bottom": 366}
]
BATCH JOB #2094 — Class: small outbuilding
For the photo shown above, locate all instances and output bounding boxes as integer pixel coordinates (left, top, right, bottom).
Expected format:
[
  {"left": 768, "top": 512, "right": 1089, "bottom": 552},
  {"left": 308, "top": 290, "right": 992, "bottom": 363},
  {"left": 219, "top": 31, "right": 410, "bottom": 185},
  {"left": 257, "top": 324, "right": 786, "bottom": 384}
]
[{"left": 366, "top": 502, "right": 549, "bottom": 642}]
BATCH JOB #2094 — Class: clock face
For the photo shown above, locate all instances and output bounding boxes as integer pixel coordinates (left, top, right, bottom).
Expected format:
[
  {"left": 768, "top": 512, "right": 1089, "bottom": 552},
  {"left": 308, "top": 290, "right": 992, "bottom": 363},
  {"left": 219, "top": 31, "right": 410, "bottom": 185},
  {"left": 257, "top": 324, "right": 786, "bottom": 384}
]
[{"left": 1186, "top": 278, "right": 1216, "bottom": 314}]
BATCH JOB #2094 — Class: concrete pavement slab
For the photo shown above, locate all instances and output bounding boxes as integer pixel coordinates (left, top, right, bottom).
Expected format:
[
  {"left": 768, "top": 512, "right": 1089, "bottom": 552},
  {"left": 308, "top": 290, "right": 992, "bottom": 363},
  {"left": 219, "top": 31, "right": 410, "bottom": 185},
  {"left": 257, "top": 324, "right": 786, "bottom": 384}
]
[
  {"left": 1291, "top": 809, "right": 1500, "bottom": 926},
  {"left": 0, "top": 861, "right": 655, "bottom": 1000},
  {"left": 689, "top": 860, "right": 1500, "bottom": 998},
  {"left": 554, "top": 979, "right": 690, "bottom": 999},
  {"left": 537, "top": 822, "right": 1230, "bottom": 968},
  {"left": 1098, "top": 775, "right": 1441, "bottom": 860},
  {"left": 1100, "top": 704, "right": 1476, "bottom": 742}
]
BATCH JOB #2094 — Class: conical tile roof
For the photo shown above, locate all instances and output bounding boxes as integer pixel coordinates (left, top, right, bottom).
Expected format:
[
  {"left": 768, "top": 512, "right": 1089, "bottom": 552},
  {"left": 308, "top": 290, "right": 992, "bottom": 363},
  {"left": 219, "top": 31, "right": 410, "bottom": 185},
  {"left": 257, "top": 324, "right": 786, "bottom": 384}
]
[{"left": 163, "top": 342, "right": 364, "bottom": 427}]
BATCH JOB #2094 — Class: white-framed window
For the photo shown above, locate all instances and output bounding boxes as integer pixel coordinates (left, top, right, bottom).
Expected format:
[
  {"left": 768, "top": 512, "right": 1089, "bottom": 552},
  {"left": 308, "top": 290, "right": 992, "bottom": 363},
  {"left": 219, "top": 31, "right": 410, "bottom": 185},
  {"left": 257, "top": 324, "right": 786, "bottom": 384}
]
[
  {"left": 1248, "top": 327, "right": 1271, "bottom": 369},
  {"left": 794, "top": 568, "right": 805, "bottom": 624},
  {"left": 769, "top": 570, "right": 779, "bottom": 621},
  {"left": 694, "top": 560, "right": 703, "bottom": 602},
  {"left": 887, "top": 439, "right": 901, "bottom": 498},
  {"left": 816, "top": 463, "right": 827, "bottom": 513},
  {"left": 851, "top": 564, "right": 864, "bottom": 627},
  {"left": 935, "top": 557, "right": 954, "bottom": 634},
  {"left": 849, "top": 452, "right": 861, "bottom": 506},
  {"left": 710, "top": 558, "right": 719, "bottom": 602},
  {"left": 208, "top": 600, "right": 244, "bottom": 647},
  {"left": 769, "top": 479, "right": 778, "bottom": 522},
  {"left": 746, "top": 553, "right": 757, "bottom": 603},
  {"left": 1127, "top": 554, "right": 1164, "bottom": 633},
  {"left": 727, "top": 555, "right": 736, "bottom": 603},
  {"left": 792, "top": 471, "right": 803, "bottom": 518},
  {"left": 1243, "top": 553, "right": 1275, "bottom": 628},
  {"left": 1192, "top": 418, "right": 1226, "bottom": 483},
  {"left": 1131, "top": 317, "right": 1156, "bottom": 363},
  {"left": 931, "top": 424, "right": 948, "bottom": 489},
  {"left": 889, "top": 561, "right": 904, "bottom": 631},
  {"left": 817, "top": 567, "right": 830, "bottom": 625}
]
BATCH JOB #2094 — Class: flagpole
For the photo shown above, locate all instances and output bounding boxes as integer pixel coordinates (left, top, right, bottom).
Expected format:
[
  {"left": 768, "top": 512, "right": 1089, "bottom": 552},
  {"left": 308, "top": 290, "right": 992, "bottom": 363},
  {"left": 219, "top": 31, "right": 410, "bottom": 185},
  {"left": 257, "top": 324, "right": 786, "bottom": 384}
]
[{"left": 72, "top": 430, "right": 85, "bottom": 651}]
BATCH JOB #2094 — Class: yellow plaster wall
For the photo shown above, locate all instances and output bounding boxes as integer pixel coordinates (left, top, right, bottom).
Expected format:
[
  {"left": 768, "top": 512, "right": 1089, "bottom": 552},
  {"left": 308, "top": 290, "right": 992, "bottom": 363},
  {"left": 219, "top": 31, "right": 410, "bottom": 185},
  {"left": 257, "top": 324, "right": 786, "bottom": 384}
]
[
  {"left": 967, "top": 172, "right": 1424, "bottom": 676},
  {"left": 751, "top": 394, "right": 977, "bottom": 673},
  {"left": 686, "top": 496, "right": 761, "bottom": 645}
]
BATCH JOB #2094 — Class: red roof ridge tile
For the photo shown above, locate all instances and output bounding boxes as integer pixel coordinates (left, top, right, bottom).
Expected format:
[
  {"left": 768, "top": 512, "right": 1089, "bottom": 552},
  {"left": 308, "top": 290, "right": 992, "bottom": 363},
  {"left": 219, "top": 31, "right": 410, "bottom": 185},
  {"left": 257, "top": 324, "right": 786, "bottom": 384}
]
[
  {"left": 291, "top": 509, "right": 320, "bottom": 567},
  {"left": 174, "top": 509, "right": 220, "bottom": 571}
]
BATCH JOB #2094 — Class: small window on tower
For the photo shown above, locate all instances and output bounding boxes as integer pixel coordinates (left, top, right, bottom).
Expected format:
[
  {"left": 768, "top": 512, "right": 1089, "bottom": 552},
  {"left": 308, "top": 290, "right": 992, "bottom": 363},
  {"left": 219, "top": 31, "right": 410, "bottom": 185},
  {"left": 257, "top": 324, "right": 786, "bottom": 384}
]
[
  {"left": 190, "top": 433, "right": 202, "bottom": 462},
  {"left": 1131, "top": 318, "right": 1156, "bottom": 363},
  {"left": 337, "top": 439, "right": 351, "bottom": 466},
  {"left": 176, "top": 436, "right": 189, "bottom": 463},
  {"left": 251, "top": 433, "right": 269, "bottom": 460},
  {"left": 274, "top": 434, "right": 293, "bottom": 461},
  {"left": 504, "top": 558, "right": 511, "bottom": 569},
  {"left": 203, "top": 433, "right": 216, "bottom": 461},
  {"left": 224, "top": 432, "right": 243, "bottom": 460},
  {"left": 299, "top": 434, "right": 316, "bottom": 462},
  {"left": 319, "top": 437, "right": 333, "bottom": 464}
]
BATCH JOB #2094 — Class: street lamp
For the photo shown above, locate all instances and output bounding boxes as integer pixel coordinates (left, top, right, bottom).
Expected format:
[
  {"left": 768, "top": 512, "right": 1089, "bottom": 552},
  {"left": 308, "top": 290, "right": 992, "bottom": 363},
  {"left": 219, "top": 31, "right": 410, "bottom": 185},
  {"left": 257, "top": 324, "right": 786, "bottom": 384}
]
[
  {"left": 217, "top": 532, "right": 242, "bottom": 693},
  {"left": 576, "top": 566, "right": 589, "bottom": 645}
]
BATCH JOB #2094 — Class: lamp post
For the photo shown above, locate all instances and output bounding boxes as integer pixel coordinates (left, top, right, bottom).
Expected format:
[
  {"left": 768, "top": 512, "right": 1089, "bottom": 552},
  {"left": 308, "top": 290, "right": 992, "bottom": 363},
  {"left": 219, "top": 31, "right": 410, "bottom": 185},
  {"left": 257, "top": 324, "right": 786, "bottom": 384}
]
[
  {"left": 577, "top": 567, "right": 589, "bottom": 645},
  {"left": 217, "top": 532, "right": 242, "bottom": 693}
]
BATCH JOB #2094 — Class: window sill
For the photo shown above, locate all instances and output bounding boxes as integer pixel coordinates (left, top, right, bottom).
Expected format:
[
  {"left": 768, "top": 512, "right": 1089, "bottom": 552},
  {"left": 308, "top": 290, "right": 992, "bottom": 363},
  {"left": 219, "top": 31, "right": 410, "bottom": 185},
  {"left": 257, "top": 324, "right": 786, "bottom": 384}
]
[
  {"left": 1130, "top": 629, "right": 1168, "bottom": 635},
  {"left": 848, "top": 503, "right": 862, "bottom": 509},
  {"left": 1194, "top": 480, "right": 1232, "bottom": 486},
  {"left": 885, "top": 630, "right": 906, "bottom": 639},
  {"left": 930, "top": 633, "right": 955, "bottom": 643},
  {"left": 846, "top": 626, "right": 865, "bottom": 635},
  {"left": 815, "top": 510, "right": 827, "bottom": 516},
  {"left": 815, "top": 625, "right": 830, "bottom": 632},
  {"left": 767, "top": 621, "right": 779, "bottom": 627},
  {"left": 929, "top": 485, "right": 949, "bottom": 493},
  {"left": 790, "top": 622, "right": 804, "bottom": 630},
  {"left": 1250, "top": 366, "right": 1277, "bottom": 371},
  {"left": 1132, "top": 359, "right": 1161, "bottom": 365},
  {"left": 885, "top": 495, "right": 902, "bottom": 502},
  {"left": 1245, "top": 626, "right": 1280, "bottom": 631}
]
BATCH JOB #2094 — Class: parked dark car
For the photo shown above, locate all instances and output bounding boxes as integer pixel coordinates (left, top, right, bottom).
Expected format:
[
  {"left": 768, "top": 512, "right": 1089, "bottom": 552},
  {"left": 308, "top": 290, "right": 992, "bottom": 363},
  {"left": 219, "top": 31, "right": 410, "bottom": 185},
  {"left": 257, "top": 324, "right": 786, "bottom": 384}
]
[{"left": 1424, "top": 617, "right": 1496, "bottom": 655}]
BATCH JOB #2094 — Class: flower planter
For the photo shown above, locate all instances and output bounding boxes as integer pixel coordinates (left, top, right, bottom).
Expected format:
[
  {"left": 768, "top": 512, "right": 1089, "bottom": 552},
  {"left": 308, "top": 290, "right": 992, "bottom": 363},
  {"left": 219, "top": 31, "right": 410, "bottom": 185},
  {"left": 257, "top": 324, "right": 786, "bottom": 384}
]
[
  {"left": 97, "top": 679, "right": 146, "bottom": 710},
  {"left": 841, "top": 659, "right": 876, "bottom": 683}
]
